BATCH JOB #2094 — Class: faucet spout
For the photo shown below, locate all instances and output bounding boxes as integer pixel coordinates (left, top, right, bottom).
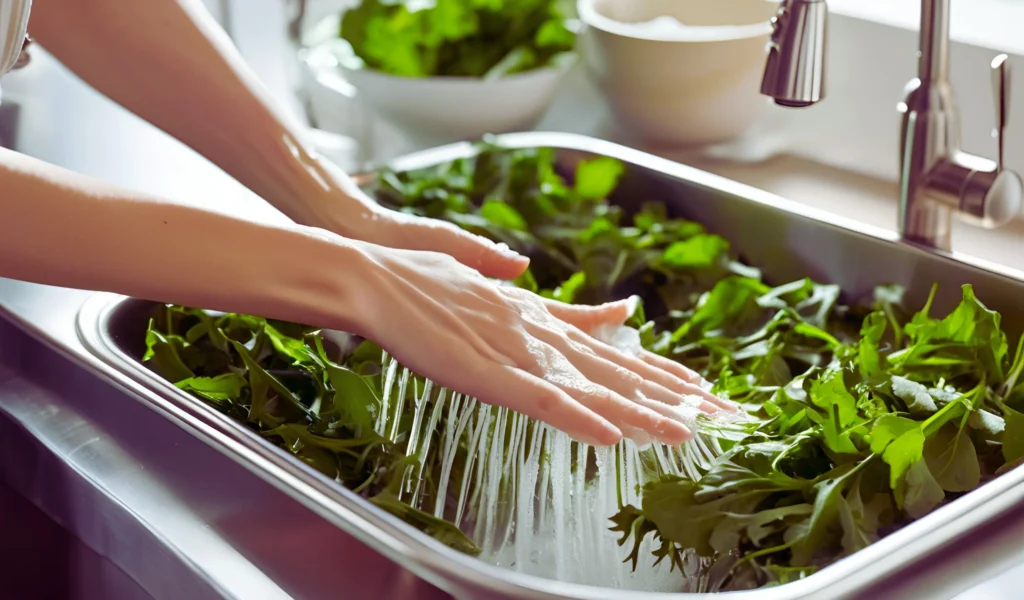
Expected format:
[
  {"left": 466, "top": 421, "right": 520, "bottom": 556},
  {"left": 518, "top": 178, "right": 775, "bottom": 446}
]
[{"left": 760, "top": 0, "right": 827, "bottom": 107}]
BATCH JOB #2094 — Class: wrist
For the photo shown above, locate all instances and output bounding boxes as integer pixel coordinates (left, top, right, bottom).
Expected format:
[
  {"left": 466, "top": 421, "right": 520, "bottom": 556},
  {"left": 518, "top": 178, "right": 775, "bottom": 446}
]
[
  {"left": 252, "top": 134, "right": 343, "bottom": 227},
  {"left": 306, "top": 151, "right": 382, "bottom": 238},
  {"left": 254, "top": 225, "right": 375, "bottom": 336},
  {"left": 261, "top": 139, "right": 382, "bottom": 240}
]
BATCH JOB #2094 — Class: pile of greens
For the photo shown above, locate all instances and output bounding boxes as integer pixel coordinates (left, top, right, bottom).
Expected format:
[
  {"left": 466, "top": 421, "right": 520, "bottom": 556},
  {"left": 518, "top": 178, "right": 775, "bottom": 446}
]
[
  {"left": 142, "top": 144, "right": 1024, "bottom": 591},
  {"left": 611, "top": 281, "right": 1024, "bottom": 589},
  {"left": 143, "top": 307, "right": 481, "bottom": 555},
  {"left": 338, "top": 0, "right": 577, "bottom": 78}
]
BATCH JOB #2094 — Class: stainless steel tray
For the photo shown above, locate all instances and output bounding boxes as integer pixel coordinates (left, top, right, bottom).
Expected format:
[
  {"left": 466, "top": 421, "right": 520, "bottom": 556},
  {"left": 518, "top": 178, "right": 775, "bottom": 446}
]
[{"left": 76, "top": 132, "right": 1024, "bottom": 600}]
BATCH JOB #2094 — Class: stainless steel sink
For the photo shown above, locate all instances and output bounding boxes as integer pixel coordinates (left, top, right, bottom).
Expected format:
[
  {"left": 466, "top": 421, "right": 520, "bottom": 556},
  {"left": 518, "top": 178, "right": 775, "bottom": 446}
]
[
  {"left": 0, "top": 309, "right": 450, "bottom": 600},
  {"left": 69, "top": 132, "right": 1024, "bottom": 599}
]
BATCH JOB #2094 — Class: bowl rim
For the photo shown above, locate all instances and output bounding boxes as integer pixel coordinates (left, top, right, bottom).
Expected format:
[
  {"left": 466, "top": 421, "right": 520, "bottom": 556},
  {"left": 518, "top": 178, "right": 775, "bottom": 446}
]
[
  {"left": 328, "top": 52, "right": 578, "bottom": 86},
  {"left": 301, "top": 11, "right": 579, "bottom": 86},
  {"left": 577, "top": 0, "right": 777, "bottom": 43}
]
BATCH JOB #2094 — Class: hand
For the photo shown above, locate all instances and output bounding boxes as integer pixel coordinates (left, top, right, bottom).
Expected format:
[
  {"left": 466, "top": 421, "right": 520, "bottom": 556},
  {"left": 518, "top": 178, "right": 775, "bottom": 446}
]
[
  {"left": 345, "top": 243, "right": 735, "bottom": 447},
  {"left": 317, "top": 159, "right": 531, "bottom": 281}
]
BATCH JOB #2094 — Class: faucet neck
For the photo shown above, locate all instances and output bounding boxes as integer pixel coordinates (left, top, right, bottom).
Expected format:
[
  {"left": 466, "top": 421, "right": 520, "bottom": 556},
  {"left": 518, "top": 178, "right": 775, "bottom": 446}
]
[{"left": 919, "top": 0, "right": 951, "bottom": 83}]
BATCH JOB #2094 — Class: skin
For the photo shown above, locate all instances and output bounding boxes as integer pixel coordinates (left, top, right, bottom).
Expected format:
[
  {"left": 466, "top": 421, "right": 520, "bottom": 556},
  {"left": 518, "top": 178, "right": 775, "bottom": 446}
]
[{"left": 0, "top": 0, "right": 736, "bottom": 446}]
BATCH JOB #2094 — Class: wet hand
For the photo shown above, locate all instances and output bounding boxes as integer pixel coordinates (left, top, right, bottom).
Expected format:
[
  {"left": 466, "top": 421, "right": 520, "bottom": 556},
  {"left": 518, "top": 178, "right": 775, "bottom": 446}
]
[{"left": 347, "top": 243, "right": 736, "bottom": 447}]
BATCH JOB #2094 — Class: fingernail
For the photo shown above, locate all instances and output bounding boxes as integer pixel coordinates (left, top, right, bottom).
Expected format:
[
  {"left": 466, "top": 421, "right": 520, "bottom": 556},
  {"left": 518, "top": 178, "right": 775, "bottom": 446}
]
[
  {"left": 494, "top": 242, "right": 523, "bottom": 260},
  {"left": 654, "top": 419, "right": 692, "bottom": 446},
  {"left": 701, "top": 400, "right": 720, "bottom": 414},
  {"left": 623, "top": 295, "right": 641, "bottom": 318}
]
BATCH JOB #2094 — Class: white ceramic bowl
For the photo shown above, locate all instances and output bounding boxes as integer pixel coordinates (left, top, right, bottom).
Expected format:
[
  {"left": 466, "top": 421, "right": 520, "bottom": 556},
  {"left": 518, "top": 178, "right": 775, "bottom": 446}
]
[
  {"left": 299, "top": 12, "right": 575, "bottom": 148},
  {"left": 337, "top": 60, "right": 575, "bottom": 147},
  {"left": 578, "top": 0, "right": 779, "bottom": 148}
]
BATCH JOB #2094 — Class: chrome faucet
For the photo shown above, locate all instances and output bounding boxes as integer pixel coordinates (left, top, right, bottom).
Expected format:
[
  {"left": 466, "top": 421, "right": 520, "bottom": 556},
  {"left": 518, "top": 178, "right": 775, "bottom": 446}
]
[{"left": 760, "top": 0, "right": 1023, "bottom": 251}]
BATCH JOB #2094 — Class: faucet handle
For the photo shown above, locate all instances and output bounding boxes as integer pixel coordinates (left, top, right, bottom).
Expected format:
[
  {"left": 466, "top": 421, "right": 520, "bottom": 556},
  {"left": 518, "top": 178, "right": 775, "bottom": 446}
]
[{"left": 992, "top": 54, "right": 1011, "bottom": 171}]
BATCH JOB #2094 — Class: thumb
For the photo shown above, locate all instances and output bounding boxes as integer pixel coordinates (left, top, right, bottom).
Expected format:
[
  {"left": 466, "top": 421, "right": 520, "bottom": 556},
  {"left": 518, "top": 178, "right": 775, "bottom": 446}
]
[
  {"left": 545, "top": 296, "right": 639, "bottom": 333},
  {"left": 376, "top": 214, "right": 529, "bottom": 280}
]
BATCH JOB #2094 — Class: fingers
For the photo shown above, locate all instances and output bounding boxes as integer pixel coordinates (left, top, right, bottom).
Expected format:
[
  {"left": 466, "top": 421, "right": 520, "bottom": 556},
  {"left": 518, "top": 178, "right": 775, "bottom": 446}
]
[
  {"left": 638, "top": 350, "right": 738, "bottom": 412},
  {"left": 378, "top": 213, "right": 529, "bottom": 280},
  {"left": 639, "top": 349, "right": 703, "bottom": 386},
  {"left": 543, "top": 296, "right": 636, "bottom": 332},
  {"left": 521, "top": 328, "right": 693, "bottom": 445},
  {"left": 565, "top": 328, "right": 736, "bottom": 413},
  {"left": 546, "top": 373, "right": 693, "bottom": 446},
  {"left": 638, "top": 380, "right": 721, "bottom": 415},
  {"left": 539, "top": 294, "right": 737, "bottom": 414},
  {"left": 478, "top": 366, "right": 623, "bottom": 446}
]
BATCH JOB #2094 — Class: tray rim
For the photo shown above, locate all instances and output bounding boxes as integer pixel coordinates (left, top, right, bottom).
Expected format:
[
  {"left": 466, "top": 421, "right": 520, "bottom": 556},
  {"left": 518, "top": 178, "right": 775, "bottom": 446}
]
[{"left": 73, "top": 132, "right": 1024, "bottom": 599}]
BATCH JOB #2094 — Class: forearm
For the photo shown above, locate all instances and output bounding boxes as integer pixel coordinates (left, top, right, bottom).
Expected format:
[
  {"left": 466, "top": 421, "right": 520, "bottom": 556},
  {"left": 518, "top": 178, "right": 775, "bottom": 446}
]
[
  {"left": 0, "top": 147, "right": 362, "bottom": 330},
  {"left": 28, "top": 0, "right": 362, "bottom": 229}
]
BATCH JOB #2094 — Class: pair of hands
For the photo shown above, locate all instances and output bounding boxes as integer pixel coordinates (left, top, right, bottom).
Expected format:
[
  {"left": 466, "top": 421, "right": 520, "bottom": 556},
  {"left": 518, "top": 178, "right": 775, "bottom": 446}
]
[{"left": 319, "top": 185, "right": 735, "bottom": 447}]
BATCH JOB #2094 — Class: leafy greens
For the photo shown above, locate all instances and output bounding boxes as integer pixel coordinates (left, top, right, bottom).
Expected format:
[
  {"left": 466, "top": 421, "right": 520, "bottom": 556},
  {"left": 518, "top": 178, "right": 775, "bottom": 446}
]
[
  {"left": 142, "top": 142, "right": 1024, "bottom": 592},
  {"left": 338, "top": 0, "right": 577, "bottom": 78},
  {"left": 610, "top": 277, "right": 1024, "bottom": 588}
]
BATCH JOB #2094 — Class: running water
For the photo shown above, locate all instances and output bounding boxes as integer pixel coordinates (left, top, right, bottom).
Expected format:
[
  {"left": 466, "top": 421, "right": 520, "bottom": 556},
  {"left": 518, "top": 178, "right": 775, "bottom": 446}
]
[{"left": 372, "top": 334, "right": 743, "bottom": 592}]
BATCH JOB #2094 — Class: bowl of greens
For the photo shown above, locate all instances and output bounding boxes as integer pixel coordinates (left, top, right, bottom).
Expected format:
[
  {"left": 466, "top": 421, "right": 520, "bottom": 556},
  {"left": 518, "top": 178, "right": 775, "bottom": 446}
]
[{"left": 302, "top": 0, "right": 579, "bottom": 147}]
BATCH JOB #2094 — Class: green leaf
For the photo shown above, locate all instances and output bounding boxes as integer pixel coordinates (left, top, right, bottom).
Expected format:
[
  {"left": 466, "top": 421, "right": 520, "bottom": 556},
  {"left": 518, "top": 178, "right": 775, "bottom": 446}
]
[
  {"left": 339, "top": 0, "right": 576, "bottom": 78},
  {"left": 574, "top": 157, "right": 625, "bottom": 200},
  {"left": 550, "top": 271, "right": 586, "bottom": 304},
  {"left": 874, "top": 284, "right": 907, "bottom": 347},
  {"left": 711, "top": 504, "right": 813, "bottom": 553},
  {"left": 899, "top": 459, "right": 945, "bottom": 518},
  {"left": 809, "top": 370, "right": 859, "bottom": 429},
  {"left": 672, "top": 277, "right": 769, "bottom": 342},
  {"left": 609, "top": 505, "right": 658, "bottom": 570},
  {"left": 659, "top": 235, "right": 730, "bottom": 270},
  {"left": 324, "top": 362, "right": 382, "bottom": 435},
  {"left": 639, "top": 477, "right": 717, "bottom": 556},
  {"left": 175, "top": 373, "right": 246, "bottom": 402},
  {"left": 900, "top": 284, "right": 1008, "bottom": 383},
  {"left": 882, "top": 429, "right": 926, "bottom": 488},
  {"left": 480, "top": 199, "right": 528, "bottom": 231},
  {"left": 1002, "top": 335, "right": 1024, "bottom": 396},
  {"left": 789, "top": 464, "right": 860, "bottom": 566},
  {"left": 230, "top": 340, "right": 312, "bottom": 424},
  {"left": 923, "top": 424, "right": 980, "bottom": 492},
  {"left": 264, "top": 322, "right": 323, "bottom": 368},
  {"left": 513, "top": 268, "right": 539, "bottom": 293},
  {"left": 968, "top": 409, "right": 1005, "bottom": 438},
  {"left": 940, "top": 285, "right": 1008, "bottom": 382},
  {"left": 838, "top": 479, "right": 888, "bottom": 555},
  {"left": 370, "top": 490, "right": 481, "bottom": 556},
  {"left": 858, "top": 312, "right": 887, "bottom": 379},
  {"left": 870, "top": 415, "right": 925, "bottom": 487},
  {"left": 869, "top": 415, "right": 918, "bottom": 455},
  {"left": 143, "top": 325, "right": 195, "bottom": 382},
  {"left": 1002, "top": 405, "right": 1024, "bottom": 463},
  {"left": 535, "top": 18, "right": 575, "bottom": 47},
  {"left": 890, "top": 376, "right": 938, "bottom": 416},
  {"left": 263, "top": 423, "right": 380, "bottom": 453}
]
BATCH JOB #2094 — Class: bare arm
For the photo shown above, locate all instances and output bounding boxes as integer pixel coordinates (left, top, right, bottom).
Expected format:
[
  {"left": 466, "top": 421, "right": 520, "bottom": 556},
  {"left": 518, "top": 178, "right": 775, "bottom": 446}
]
[
  {"left": 0, "top": 145, "right": 362, "bottom": 329},
  {"left": 0, "top": 146, "right": 728, "bottom": 446},
  {"left": 28, "top": 0, "right": 527, "bottom": 279},
  {"left": 14, "top": 0, "right": 731, "bottom": 444}
]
